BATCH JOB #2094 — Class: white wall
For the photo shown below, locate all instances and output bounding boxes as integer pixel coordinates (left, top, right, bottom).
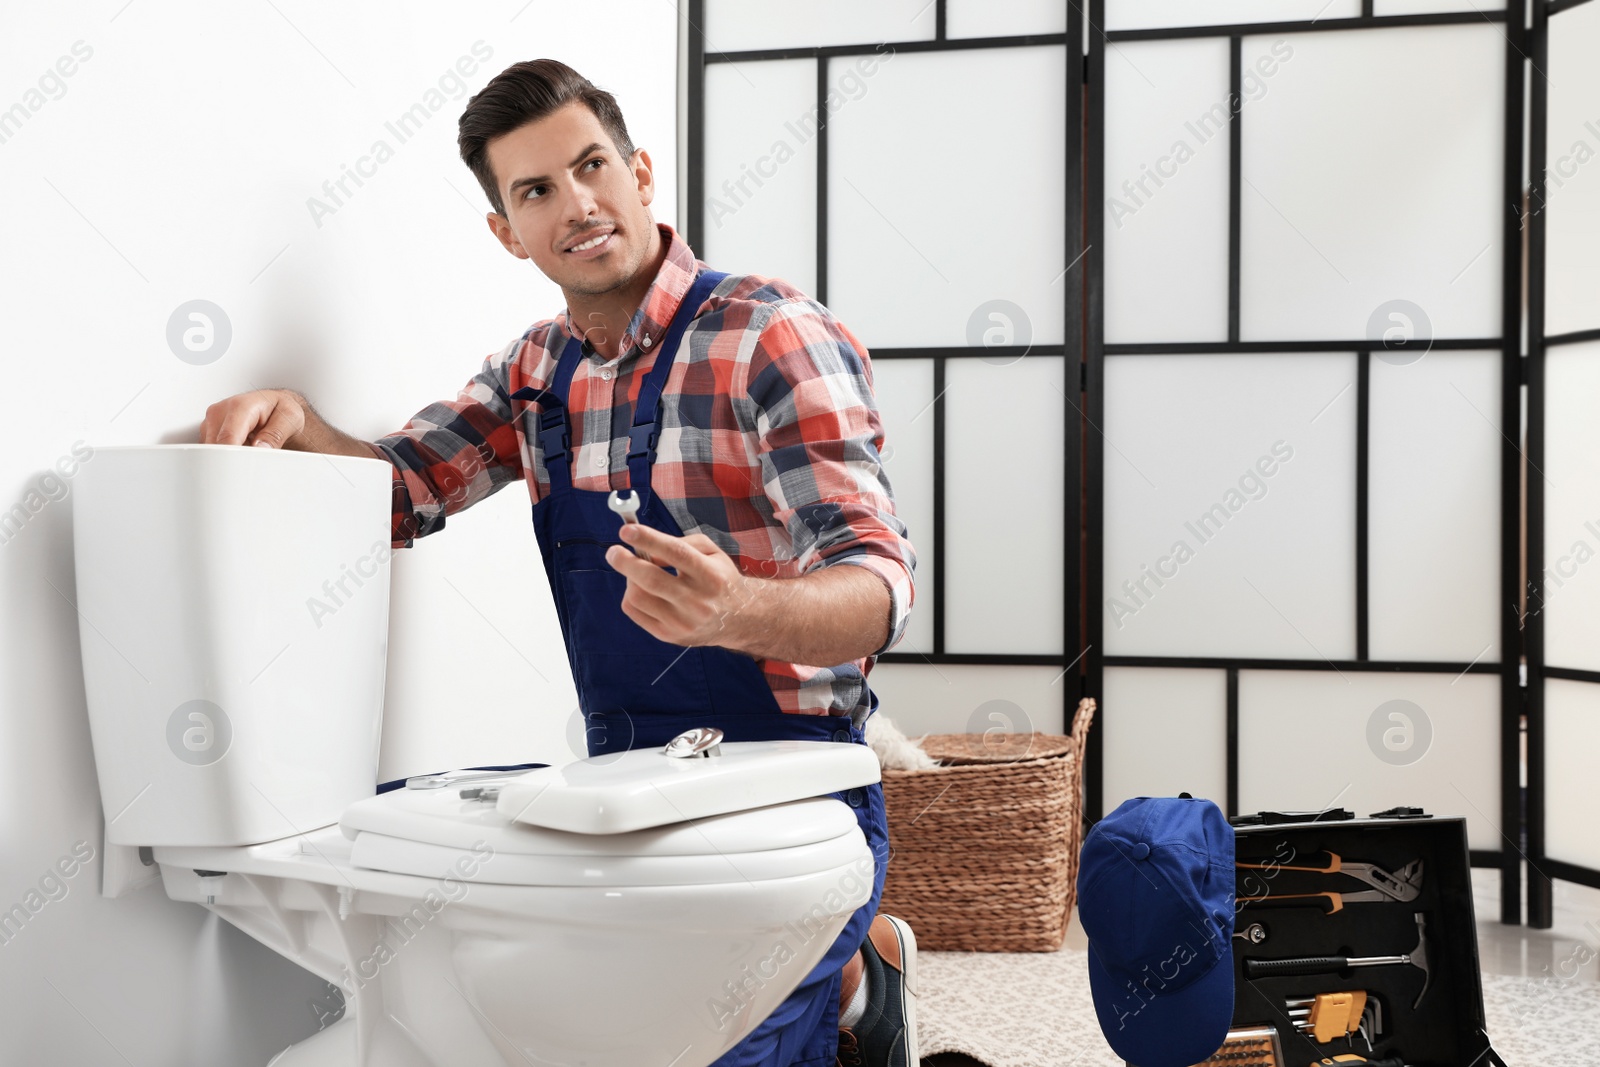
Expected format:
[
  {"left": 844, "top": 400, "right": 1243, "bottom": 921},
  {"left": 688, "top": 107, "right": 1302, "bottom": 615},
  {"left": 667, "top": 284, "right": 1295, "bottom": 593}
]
[{"left": 0, "top": 2, "right": 675, "bottom": 1062}]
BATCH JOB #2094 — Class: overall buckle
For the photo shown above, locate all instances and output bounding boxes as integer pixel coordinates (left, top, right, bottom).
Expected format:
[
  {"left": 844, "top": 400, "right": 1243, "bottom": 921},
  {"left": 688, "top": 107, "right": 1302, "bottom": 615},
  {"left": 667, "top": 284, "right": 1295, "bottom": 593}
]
[
  {"left": 627, "top": 421, "right": 658, "bottom": 460},
  {"left": 539, "top": 408, "right": 570, "bottom": 462}
]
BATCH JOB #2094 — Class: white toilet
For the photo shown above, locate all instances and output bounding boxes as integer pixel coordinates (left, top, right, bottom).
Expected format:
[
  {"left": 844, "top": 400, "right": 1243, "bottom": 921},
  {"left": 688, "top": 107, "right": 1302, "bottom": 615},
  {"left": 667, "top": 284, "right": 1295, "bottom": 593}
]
[{"left": 72, "top": 445, "right": 881, "bottom": 1067}]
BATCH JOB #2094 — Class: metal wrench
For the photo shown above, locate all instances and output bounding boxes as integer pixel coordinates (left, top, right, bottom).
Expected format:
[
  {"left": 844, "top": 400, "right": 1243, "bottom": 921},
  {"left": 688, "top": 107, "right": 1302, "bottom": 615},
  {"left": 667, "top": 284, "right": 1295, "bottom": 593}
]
[
  {"left": 1234, "top": 923, "right": 1268, "bottom": 944},
  {"left": 607, "top": 490, "right": 652, "bottom": 562}
]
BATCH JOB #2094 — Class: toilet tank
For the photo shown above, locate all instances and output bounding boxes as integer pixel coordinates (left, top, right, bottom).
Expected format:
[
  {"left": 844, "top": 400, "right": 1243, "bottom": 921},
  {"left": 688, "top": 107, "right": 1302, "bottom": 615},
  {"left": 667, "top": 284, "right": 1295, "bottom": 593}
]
[{"left": 72, "top": 445, "right": 394, "bottom": 847}]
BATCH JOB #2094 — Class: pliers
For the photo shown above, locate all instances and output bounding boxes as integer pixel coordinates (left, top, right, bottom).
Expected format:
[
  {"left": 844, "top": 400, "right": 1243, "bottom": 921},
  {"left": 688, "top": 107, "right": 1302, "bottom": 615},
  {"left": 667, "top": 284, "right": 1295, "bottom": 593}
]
[{"left": 1237, "top": 852, "right": 1423, "bottom": 913}]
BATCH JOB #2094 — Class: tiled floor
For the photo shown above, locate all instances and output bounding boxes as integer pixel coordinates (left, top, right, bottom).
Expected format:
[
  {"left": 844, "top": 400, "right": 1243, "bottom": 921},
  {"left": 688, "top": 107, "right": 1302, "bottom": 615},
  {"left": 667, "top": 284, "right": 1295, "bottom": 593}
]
[
  {"left": 918, "top": 868, "right": 1600, "bottom": 1067},
  {"left": 1472, "top": 866, "right": 1600, "bottom": 983},
  {"left": 1471, "top": 867, "right": 1600, "bottom": 1063}
]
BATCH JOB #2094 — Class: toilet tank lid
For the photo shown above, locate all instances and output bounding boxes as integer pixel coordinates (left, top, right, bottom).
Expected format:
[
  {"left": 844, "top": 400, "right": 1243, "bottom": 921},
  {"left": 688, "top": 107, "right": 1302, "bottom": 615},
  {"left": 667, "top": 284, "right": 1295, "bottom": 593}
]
[{"left": 495, "top": 739, "right": 881, "bottom": 835}]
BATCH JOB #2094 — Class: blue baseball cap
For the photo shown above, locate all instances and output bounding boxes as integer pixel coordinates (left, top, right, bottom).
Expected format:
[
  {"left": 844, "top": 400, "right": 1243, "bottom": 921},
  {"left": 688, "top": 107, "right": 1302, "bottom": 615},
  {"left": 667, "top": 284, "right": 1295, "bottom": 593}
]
[{"left": 1076, "top": 795, "right": 1236, "bottom": 1067}]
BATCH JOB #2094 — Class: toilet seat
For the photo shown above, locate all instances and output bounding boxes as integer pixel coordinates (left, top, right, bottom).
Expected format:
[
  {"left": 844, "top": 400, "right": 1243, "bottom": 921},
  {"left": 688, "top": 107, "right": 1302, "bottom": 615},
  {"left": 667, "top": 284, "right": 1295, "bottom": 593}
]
[{"left": 340, "top": 783, "right": 866, "bottom": 889}]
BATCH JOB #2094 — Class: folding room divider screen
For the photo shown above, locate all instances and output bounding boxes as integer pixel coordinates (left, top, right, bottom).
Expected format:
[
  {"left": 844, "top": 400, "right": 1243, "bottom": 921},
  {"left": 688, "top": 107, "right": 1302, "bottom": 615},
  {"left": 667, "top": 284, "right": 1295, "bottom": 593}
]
[
  {"left": 686, "top": 1, "right": 1549, "bottom": 923},
  {"left": 1086, "top": 0, "right": 1525, "bottom": 921},
  {"left": 1527, "top": 0, "right": 1600, "bottom": 929},
  {"left": 684, "top": 0, "right": 1087, "bottom": 740}
]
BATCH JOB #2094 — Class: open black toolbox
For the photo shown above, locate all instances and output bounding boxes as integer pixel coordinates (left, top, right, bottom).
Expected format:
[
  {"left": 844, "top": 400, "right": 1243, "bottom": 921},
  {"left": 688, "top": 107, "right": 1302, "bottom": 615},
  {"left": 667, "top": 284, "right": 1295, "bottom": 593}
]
[{"left": 1223, "top": 806, "right": 1509, "bottom": 1067}]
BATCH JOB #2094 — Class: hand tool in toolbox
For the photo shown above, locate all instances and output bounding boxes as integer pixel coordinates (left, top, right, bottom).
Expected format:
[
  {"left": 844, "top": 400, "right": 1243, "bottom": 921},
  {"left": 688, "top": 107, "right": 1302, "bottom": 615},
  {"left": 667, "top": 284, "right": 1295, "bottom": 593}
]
[
  {"left": 1242, "top": 913, "right": 1431, "bottom": 1009},
  {"left": 1186, "top": 1024, "right": 1284, "bottom": 1066},
  {"left": 1235, "top": 922, "right": 1268, "bottom": 944},
  {"left": 1285, "top": 990, "right": 1382, "bottom": 1047},
  {"left": 1236, "top": 852, "right": 1424, "bottom": 912},
  {"left": 1175, "top": 1028, "right": 1418, "bottom": 1067}
]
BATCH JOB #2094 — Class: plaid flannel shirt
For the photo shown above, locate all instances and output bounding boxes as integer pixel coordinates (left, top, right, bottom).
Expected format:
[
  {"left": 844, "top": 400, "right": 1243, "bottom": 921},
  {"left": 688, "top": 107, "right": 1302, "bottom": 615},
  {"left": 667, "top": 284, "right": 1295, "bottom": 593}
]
[{"left": 366, "top": 222, "right": 916, "bottom": 719}]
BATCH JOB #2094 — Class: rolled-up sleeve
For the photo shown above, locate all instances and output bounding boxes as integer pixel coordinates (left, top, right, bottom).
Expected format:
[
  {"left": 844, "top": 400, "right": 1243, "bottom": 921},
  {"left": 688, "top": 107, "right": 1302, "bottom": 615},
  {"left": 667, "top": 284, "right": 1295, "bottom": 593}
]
[
  {"left": 366, "top": 343, "right": 526, "bottom": 548},
  {"left": 740, "top": 299, "right": 917, "bottom": 655}
]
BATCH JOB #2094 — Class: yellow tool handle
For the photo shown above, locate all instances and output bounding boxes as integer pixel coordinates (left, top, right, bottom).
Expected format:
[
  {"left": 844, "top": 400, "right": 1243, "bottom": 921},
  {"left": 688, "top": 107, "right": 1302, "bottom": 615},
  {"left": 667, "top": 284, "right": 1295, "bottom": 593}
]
[
  {"left": 1308, "top": 991, "right": 1355, "bottom": 1042},
  {"left": 1299, "top": 990, "right": 1369, "bottom": 1044},
  {"left": 1236, "top": 891, "right": 1344, "bottom": 913},
  {"left": 1238, "top": 851, "right": 1342, "bottom": 874}
]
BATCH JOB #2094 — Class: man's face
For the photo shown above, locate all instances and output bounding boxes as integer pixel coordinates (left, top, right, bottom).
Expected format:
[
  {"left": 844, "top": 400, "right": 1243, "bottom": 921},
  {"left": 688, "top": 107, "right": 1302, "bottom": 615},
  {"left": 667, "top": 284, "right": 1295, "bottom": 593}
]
[{"left": 484, "top": 100, "right": 656, "bottom": 296}]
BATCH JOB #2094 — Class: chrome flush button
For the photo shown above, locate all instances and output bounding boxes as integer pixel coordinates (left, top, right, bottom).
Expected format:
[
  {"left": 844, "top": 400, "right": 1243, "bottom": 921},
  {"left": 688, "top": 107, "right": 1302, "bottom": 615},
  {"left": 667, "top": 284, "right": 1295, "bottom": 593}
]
[{"left": 662, "top": 726, "right": 724, "bottom": 758}]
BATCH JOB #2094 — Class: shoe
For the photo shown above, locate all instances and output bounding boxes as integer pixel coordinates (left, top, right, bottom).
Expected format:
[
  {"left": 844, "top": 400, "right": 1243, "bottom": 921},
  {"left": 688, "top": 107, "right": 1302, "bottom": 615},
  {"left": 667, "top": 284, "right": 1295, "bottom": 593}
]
[{"left": 836, "top": 913, "right": 918, "bottom": 1067}]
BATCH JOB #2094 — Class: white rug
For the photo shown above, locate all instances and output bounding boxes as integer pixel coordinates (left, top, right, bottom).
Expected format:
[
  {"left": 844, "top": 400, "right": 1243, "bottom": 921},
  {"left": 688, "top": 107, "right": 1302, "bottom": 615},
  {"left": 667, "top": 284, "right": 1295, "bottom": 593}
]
[
  {"left": 916, "top": 944, "right": 1119, "bottom": 1067},
  {"left": 914, "top": 945, "right": 1600, "bottom": 1066}
]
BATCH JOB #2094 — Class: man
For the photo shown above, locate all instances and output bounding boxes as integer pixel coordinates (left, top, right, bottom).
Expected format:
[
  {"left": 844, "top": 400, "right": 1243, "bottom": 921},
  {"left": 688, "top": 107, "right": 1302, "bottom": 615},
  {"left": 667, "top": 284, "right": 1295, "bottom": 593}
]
[{"left": 201, "top": 60, "right": 918, "bottom": 1067}]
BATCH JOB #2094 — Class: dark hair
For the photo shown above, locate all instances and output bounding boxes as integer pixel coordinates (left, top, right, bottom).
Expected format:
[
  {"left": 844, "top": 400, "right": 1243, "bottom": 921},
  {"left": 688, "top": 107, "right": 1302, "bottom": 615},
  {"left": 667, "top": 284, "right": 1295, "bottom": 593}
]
[{"left": 458, "top": 59, "right": 637, "bottom": 216}]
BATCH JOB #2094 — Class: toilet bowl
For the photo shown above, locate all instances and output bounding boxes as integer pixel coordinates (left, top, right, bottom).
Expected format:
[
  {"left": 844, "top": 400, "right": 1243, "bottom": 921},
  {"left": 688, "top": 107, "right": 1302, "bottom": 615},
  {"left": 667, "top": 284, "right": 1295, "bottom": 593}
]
[
  {"left": 70, "top": 446, "right": 880, "bottom": 1067},
  {"left": 154, "top": 757, "right": 877, "bottom": 1067}
]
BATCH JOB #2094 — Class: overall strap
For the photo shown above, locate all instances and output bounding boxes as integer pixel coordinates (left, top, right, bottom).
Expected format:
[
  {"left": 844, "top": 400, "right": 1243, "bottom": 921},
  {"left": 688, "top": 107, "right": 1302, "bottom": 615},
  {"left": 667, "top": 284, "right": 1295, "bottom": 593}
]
[
  {"left": 626, "top": 269, "right": 728, "bottom": 490},
  {"left": 510, "top": 330, "right": 587, "bottom": 495}
]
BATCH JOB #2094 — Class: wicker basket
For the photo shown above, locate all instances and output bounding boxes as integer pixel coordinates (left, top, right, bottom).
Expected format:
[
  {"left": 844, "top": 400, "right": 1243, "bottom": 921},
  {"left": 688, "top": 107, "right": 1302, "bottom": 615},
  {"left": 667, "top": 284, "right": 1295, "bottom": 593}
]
[{"left": 877, "top": 697, "right": 1096, "bottom": 952}]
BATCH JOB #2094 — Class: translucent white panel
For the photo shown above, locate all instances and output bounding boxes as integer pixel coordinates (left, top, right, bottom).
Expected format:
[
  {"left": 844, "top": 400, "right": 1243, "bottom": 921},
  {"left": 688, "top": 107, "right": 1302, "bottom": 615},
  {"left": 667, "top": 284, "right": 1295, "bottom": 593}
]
[
  {"left": 704, "top": 0, "right": 934, "bottom": 52},
  {"left": 870, "top": 359, "right": 937, "bottom": 655},
  {"left": 1105, "top": 0, "right": 1361, "bottom": 32},
  {"left": 1545, "top": 0, "right": 1600, "bottom": 337},
  {"left": 1103, "top": 354, "right": 1358, "bottom": 659},
  {"left": 1103, "top": 38, "right": 1232, "bottom": 344},
  {"left": 1367, "top": 351, "right": 1502, "bottom": 662},
  {"left": 1543, "top": 679, "right": 1600, "bottom": 870},
  {"left": 1240, "top": 25, "right": 1504, "bottom": 342},
  {"left": 828, "top": 47, "right": 1067, "bottom": 348},
  {"left": 1239, "top": 671, "right": 1502, "bottom": 850},
  {"left": 945, "top": 357, "right": 1065, "bottom": 654},
  {"left": 1374, "top": 0, "right": 1498, "bottom": 13},
  {"left": 1542, "top": 342, "right": 1600, "bottom": 671},
  {"left": 1102, "top": 667, "right": 1227, "bottom": 811},
  {"left": 948, "top": 0, "right": 1068, "bottom": 39},
  {"left": 702, "top": 60, "right": 817, "bottom": 296},
  {"left": 865, "top": 664, "right": 1070, "bottom": 737}
]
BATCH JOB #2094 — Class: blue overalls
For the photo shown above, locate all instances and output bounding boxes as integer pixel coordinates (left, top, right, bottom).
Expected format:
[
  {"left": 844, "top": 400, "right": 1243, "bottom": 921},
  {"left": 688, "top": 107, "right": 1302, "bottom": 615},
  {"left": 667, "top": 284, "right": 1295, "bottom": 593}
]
[{"left": 510, "top": 268, "right": 889, "bottom": 1067}]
